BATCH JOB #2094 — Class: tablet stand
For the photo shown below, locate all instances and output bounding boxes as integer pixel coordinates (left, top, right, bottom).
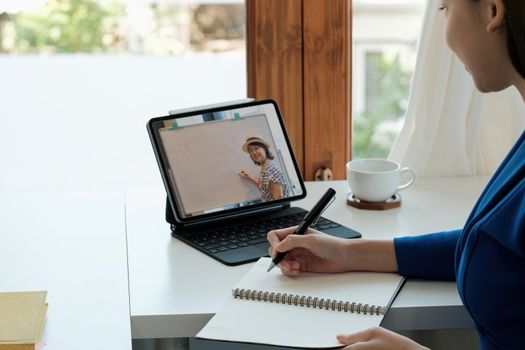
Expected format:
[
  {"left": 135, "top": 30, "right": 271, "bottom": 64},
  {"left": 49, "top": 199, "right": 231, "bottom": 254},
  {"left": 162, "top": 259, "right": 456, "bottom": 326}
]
[{"left": 165, "top": 197, "right": 177, "bottom": 226}]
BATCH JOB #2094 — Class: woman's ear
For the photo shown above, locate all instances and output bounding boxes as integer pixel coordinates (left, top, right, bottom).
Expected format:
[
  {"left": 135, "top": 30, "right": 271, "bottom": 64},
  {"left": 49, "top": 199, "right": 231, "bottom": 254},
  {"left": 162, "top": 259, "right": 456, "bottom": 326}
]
[{"left": 486, "top": 0, "right": 506, "bottom": 33}]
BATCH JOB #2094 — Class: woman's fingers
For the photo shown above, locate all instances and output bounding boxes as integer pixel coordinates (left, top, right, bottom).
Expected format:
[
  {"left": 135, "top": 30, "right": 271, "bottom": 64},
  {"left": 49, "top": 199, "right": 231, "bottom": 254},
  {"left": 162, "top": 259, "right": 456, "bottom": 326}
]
[
  {"left": 280, "top": 262, "right": 301, "bottom": 277},
  {"left": 267, "top": 227, "right": 297, "bottom": 250},
  {"left": 337, "top": 332, "right": 362, "bottom": 345},
  {"left": 267, "top": 226, "right": 321, "bottom": 277},
  {"left": 270, "top": 226, "right": 298, "bottom": 239},
  {"left": 277, "top": 233, "right": 316, "bottom": 253},
  {"left": 267, "top": 227, "right": 319, "bottom": 259},
  {"left": 267, "top": 242, "right": 302, "bottom": 277},
  {"left": 337, "top": 328, "right": 375, "bottom": 345},
  {"left": 267, "top": 226, "right": 317, "bottom": 248},
  {"left": 337, "top": 327, "right": 425, "bottom": 350}
]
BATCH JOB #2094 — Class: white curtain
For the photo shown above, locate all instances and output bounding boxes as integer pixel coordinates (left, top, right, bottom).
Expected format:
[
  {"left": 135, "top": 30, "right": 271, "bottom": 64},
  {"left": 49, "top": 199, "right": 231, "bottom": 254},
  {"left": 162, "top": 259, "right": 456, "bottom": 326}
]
[{"left": 389, "top": 2, "right": 525, "bottom": 177}]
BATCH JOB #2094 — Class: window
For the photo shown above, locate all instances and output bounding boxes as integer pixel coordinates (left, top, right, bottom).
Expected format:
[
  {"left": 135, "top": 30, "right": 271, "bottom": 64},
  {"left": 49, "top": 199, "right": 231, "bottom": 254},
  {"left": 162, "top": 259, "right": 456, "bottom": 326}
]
[
  {"left": 0, "top": 0, "right": 246, "bottom": 191},
  {"left": 352, "top": 0, "right": 425, "bottom": 159},
  {"left": 1, "top": 0, "right": 245, "bottom": 55}
]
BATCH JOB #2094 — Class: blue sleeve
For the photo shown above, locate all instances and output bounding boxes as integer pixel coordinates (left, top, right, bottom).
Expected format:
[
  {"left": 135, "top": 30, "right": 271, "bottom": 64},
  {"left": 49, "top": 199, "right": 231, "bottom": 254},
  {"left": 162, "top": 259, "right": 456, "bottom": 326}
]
[{"left": 394, "top": 229, "right": 461, "bottom": 281}]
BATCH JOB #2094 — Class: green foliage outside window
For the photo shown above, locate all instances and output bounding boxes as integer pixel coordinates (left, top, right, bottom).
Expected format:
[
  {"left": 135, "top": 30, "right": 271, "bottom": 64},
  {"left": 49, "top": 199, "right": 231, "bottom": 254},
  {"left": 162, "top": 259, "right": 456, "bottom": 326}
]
[
  {"left": 11, "top": 0, "right": 123, "bottom": 53},
  {"left": 1, "top": 0, "right": 245, "bottom": 54},
  {"left": 352, "top": 53, "right": 412, "bottom": 159}
]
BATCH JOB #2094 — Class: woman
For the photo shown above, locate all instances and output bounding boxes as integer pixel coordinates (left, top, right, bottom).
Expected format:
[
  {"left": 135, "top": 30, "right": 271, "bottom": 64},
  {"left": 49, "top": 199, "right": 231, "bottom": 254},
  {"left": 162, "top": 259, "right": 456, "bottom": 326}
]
[
  {"left": 268, "top": 1, "right": 525, "bottom": 349},
  {"left": 239, "top": 135, "right": 290, "bottom": 201}
]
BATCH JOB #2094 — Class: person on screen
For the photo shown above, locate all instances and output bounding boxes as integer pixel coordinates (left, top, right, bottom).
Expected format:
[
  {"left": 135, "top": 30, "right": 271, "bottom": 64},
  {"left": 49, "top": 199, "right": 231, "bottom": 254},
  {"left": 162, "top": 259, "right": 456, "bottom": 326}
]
[
  {"left": 269, "top": 1, "right": 525, "bottom": 349},
  {"left": 239, "top": 135, "right": 290, "bottom": 201}
]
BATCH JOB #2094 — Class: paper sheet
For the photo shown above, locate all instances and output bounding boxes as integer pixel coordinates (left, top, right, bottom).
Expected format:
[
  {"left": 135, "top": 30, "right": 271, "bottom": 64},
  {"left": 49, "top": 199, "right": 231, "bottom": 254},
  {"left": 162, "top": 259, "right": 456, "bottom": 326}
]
[{"left": 197, "top": 258, "right": 404, "bottom": 348}]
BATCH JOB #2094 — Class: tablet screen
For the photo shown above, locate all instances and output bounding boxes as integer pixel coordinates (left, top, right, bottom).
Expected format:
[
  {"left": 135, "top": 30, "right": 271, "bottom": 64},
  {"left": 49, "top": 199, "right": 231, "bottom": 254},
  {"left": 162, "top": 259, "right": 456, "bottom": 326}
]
[{"left": 148, "top": 100, "right": 305, "bottom": 221}]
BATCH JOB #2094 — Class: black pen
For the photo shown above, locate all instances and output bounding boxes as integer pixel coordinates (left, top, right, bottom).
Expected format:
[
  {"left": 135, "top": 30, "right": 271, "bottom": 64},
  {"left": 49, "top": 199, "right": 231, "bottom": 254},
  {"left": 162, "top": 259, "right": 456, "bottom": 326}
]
[{"left": 267, "top": 188, "right": 337, "bottom": 272}]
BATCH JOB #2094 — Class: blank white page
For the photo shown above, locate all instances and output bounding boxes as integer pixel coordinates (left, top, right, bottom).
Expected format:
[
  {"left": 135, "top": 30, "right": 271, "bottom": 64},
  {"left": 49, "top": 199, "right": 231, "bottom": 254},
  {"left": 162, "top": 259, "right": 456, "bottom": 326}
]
[{"left": 197, "top": 258, "right": 404, "bottom": 348}]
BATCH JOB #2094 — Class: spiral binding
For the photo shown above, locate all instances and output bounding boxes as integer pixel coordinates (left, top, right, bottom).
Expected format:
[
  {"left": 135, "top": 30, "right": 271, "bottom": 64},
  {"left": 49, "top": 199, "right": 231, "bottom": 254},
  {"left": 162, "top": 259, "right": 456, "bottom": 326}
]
[{"left": 232, "top": 288, "right": 384, "bottom": 315}]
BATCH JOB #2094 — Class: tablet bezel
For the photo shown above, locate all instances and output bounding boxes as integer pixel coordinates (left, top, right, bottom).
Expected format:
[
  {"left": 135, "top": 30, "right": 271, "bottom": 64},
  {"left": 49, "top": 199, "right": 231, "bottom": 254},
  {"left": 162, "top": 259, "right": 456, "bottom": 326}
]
[{"left": 147, "top": 99, "right": 307, "bottom": 225}]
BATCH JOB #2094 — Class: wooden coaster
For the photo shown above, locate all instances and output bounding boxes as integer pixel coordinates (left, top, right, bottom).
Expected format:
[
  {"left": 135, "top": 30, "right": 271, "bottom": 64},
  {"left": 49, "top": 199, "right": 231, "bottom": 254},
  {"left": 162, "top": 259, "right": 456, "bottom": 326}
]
[{"left": 346, "top": 193, "right": 401, "bottom": 210}]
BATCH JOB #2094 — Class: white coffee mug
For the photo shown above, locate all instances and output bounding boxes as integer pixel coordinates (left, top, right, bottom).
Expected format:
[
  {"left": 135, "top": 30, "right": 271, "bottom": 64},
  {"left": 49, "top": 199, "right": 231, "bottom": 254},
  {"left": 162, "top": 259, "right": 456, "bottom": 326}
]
[{"left": 346, "top": 158, "right": 416, "bottom": 203}]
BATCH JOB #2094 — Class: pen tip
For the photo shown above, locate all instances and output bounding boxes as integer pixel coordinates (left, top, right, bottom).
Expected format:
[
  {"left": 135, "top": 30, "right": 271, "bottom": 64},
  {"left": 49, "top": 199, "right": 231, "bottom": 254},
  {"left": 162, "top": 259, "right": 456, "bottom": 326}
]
[{"left": 267, "top": 262, "right": 276, "bottom": 273}]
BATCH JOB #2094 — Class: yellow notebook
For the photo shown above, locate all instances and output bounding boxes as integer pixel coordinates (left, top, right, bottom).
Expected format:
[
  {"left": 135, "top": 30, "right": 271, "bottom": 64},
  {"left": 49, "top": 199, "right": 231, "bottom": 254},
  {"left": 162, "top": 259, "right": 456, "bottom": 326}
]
[{"left": 0, "top": 291, "right": 48, "bottom": 350}]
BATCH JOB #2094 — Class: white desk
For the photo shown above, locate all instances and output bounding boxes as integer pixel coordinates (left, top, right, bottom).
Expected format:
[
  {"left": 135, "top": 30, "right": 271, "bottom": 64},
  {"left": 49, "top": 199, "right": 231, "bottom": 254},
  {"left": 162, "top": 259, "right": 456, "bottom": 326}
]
[
  {"left": 126, "top": 176, "right": 489, "bottom": 339},
  {"left": 0, "top": 191, "right": 132, "bottom": 350}
]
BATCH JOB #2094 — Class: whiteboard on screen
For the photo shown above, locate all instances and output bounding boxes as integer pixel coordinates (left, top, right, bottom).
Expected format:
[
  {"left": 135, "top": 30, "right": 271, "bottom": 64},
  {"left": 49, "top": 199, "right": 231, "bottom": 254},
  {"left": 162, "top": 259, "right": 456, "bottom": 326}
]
[{"left": 159, "top": 115, "right": 279, "bottom": 215}]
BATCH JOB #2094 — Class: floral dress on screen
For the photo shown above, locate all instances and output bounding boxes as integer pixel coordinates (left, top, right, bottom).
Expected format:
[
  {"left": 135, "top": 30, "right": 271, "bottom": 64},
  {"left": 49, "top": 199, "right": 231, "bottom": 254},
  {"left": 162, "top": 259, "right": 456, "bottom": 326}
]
[{"left": 258, "top": 161, "right": 289, "bottom": 201}]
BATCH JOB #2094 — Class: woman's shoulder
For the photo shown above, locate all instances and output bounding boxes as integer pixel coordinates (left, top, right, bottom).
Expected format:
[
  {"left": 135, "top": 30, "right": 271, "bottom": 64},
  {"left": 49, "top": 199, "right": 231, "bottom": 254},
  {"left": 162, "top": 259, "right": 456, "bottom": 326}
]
[
  {"left": 265, "top": 160, "right": 278, "bottom": 169},
  {"left": 267, "top": 161, "right": 283, "bottom": 171}
]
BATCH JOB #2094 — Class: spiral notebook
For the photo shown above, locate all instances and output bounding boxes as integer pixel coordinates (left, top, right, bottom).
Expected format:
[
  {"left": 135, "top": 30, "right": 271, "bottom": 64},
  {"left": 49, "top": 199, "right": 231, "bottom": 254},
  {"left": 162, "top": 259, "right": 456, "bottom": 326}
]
[{"left": 197, "top": 257, "right": 405, "bottom": 348}]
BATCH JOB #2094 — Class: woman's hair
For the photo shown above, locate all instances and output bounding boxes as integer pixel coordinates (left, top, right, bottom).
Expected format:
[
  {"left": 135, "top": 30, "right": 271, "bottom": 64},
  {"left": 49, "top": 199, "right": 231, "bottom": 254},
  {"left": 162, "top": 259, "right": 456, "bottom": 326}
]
[
  {"left": 248, "top": 142, "right": 274, "bottom": 165},
  {"left": 472, "top": 0, "right": 525, "bottom": 78},
  {"left": 502, "top": 0, "right": 525, "bottom": 78}
]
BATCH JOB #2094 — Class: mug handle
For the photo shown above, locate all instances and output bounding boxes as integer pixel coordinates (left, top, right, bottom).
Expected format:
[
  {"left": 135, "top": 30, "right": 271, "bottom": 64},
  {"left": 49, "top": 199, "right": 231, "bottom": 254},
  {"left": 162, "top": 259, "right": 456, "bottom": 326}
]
[{"left": 396, "top": 167, "right": 416, "bottom": 192}]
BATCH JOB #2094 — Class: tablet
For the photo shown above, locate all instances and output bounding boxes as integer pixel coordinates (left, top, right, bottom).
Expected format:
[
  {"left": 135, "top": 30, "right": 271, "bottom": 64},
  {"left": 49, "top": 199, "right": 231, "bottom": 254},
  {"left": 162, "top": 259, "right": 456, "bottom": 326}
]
[{"left": 147, "top": 99, "right": 307, "bottom": 225}]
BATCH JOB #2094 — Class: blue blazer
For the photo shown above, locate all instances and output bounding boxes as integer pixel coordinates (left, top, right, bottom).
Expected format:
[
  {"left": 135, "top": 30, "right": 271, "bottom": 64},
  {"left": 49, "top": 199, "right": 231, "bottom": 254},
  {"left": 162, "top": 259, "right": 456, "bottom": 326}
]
[{"left": 394, "top": 131, "right": 525, "bottom": 350}]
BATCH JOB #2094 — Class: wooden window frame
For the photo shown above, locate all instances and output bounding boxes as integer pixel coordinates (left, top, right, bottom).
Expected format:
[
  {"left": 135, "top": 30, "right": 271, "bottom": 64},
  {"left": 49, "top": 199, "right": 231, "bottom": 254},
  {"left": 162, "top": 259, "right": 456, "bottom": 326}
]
[{"left": 247, "top": 0, "right": 352, "bottom": 181}]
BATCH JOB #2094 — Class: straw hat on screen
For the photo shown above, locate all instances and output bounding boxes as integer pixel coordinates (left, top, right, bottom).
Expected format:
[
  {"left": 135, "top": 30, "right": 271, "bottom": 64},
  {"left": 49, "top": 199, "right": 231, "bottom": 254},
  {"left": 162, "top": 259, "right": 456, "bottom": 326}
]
[{"left": 241, "top": 135, "right": 270, "bottom": 153}]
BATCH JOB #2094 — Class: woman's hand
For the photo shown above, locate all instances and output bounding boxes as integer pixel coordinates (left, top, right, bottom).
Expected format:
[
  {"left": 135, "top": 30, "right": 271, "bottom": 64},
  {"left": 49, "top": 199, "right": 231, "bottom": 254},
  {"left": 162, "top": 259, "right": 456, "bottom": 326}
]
[
  {"left": 239, "top": 170, "right": 258, "bottom": 185},
  {"left": 267, "top": 227, "right": 353, "bottom": 276},
  {"left": 337, "top": 327, "right": 429, "bottom": 350},
  {"left": 267, "top": 227, "right": 398, "bottom": 277}
]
